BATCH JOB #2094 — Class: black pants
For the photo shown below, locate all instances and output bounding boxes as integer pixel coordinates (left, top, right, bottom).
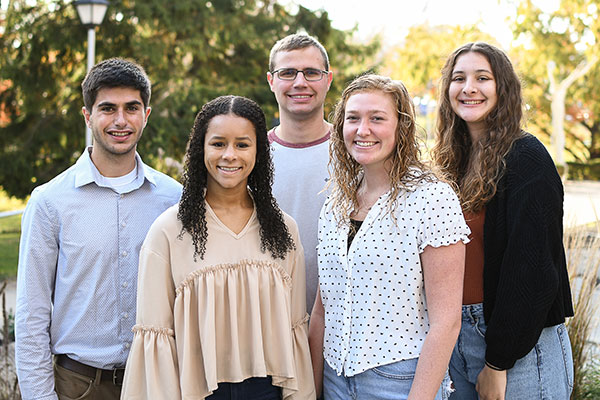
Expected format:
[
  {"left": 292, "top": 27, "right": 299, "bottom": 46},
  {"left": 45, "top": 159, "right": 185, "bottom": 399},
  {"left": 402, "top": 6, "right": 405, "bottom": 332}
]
[{"left": 207, "top": 376, "right": 281, "bottom": 400}]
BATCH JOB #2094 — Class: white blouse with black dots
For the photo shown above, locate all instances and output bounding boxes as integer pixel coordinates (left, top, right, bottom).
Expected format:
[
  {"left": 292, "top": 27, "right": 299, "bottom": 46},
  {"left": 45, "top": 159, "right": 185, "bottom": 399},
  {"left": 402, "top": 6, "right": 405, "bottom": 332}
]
[{"left": 317, "top": 179, "right": 470, "bottom": 377}]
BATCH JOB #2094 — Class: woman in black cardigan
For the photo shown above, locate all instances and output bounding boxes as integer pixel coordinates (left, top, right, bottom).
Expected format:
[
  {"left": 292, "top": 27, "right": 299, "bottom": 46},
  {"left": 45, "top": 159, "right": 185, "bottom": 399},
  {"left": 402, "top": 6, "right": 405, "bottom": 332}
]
[{"left": 433, "top": 42, "right": 574, "bottom": 400}]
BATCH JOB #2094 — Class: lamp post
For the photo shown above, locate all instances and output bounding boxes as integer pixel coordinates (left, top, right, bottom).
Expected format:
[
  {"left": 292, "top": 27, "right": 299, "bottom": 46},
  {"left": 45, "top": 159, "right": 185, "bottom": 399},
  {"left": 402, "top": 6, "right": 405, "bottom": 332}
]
[{"left": 74, "top": 0, "right": 109, "bottom": 148}]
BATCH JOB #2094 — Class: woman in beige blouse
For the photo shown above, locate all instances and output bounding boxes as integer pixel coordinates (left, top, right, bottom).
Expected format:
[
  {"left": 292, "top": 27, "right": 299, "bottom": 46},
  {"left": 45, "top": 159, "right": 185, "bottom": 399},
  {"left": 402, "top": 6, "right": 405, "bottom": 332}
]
[{"left": 121, "top": 95, "right": 315, "bottom": 399}]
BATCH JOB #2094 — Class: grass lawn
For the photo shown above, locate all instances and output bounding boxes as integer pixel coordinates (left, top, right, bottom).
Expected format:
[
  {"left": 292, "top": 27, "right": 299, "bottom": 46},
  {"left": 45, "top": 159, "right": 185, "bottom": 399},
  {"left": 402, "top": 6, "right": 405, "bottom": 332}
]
[{"left": 0, "top": 214, "right": 21, "bottom": 279}]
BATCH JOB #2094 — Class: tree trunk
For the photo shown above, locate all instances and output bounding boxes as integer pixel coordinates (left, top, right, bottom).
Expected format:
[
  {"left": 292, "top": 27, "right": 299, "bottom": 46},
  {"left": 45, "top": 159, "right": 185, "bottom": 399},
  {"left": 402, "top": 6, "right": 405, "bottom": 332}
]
[
  {"left": 550, "top": 86, "right": 568, "bottom": 169},
  {"left": 547, "top": 56, "right": 599, "bottom": 179},
  {"left": 589, "top": 121, "right": 600, "bottom": 160}
]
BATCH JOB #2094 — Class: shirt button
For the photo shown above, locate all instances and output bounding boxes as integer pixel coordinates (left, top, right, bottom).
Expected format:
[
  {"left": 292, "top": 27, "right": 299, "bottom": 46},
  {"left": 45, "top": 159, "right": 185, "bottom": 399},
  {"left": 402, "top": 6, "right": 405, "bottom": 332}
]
[
  {"left": 124, "top": 342, "right": 130, "bottom": 349},
  {"left": 121, "top": 251, "right": 127, "bottom": 257},
  {"left": 121, "top": 222, "right": 126, "bottom": 227},
  {"left": 122, "top": 281, "right": 128, "bottom": 288},
  {"left": 120, "top": 194, "right": 124, "bottom": 199},
  {"left": 123, "top": 313, "right": 129, "bottom": 319}
]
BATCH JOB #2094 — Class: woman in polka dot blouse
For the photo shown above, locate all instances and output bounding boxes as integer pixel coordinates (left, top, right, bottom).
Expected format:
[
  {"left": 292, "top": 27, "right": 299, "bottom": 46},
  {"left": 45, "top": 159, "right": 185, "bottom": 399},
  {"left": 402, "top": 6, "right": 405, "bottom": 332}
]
[
  {"left": 308, "top": 74, "right": 471, "bottom": 400},
  {"left": 433, "top": 42, "right": 574, "bottom": 399}
]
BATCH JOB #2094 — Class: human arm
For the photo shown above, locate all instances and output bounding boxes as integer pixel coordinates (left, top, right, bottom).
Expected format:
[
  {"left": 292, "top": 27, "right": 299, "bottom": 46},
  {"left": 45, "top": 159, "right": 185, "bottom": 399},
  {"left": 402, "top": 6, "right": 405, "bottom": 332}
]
[
  {"left": 408, "top": 241, "right": 465, "bottom": 400},
  {"left": 121, "top": 223, "right": 180, "bottom": 400},
  {"left": 14, "top": 191, "right": 59, "bottom": 400},
  {"left": 308, "top": 288, "right": 325, "bottom": 398},
  {"left": 483, "top": 138, "right": 569, "bottom": 370}
]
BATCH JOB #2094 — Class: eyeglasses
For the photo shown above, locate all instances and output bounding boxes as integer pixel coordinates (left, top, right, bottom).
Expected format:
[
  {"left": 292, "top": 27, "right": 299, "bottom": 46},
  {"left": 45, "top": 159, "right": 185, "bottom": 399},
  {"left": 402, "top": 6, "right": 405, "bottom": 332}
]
[{"left": 271, "top": 68, "right": 329, "bottom": 81}]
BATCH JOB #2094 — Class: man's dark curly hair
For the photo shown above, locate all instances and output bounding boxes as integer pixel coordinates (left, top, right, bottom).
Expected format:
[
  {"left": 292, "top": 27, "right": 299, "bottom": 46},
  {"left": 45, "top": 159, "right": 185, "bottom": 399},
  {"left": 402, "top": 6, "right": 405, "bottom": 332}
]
[
  {"left": 177, "top": 95, "right": 295, "bottom": 260},
  {"left": 82, "top": 57, "right": 151, "bottom": 111}
]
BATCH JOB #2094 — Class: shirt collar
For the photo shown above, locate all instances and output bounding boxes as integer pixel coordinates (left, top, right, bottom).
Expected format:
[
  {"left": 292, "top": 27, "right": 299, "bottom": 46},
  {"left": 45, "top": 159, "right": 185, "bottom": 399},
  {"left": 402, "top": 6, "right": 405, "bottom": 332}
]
[{"left": 74, "top": 146, "right": 156, "bottom": 189}]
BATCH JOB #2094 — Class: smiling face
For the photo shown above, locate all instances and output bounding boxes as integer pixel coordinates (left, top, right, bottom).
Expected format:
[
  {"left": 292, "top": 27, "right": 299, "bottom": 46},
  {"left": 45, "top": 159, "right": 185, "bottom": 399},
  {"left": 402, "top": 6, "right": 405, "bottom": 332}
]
[
  {"left": 342, "top": 90, "right": 398, "bottom": 173},
  {"left": 84, "top": 86, "right": 150, "bottom": 164},
  {"left": 267, "top": 46, "right": 332, "bottom": 121},
  {"left": 449, "top": 51, "right": 498, "bottom": 140},
  {"left": 204, "top": 114, "right": 257, "bottom": 194}
]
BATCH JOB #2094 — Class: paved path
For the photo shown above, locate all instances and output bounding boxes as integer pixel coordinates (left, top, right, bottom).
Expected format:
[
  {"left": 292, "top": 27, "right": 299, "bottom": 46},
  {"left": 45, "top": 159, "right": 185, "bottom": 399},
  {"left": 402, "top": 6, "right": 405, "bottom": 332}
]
[
  {"left": 0, "top": 209, "right": 24, "bottom": 218},
  {"left": 563, "top": 180, "right": 600, "bottom": 227}
]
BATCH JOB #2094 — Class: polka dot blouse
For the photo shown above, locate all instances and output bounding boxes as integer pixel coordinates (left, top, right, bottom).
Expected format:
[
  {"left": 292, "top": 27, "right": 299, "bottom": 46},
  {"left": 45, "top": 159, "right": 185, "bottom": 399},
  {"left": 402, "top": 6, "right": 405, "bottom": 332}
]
[{"left": 317, "top": 179, "right": 470, "bottom": 377}]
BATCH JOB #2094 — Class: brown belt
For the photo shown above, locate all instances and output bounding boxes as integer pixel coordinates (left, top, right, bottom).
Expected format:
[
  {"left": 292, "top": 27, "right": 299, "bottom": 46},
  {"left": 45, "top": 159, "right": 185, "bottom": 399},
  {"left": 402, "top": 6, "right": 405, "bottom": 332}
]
[{"left": 55, "top": 354, "right": 125, "bottom": 386}]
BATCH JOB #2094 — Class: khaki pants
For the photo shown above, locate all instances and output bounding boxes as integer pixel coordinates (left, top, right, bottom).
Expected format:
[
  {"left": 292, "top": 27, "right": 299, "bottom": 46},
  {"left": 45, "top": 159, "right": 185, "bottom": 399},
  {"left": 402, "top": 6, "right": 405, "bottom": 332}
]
[{"left": 54, "top": 362, "right": 121, "bottom": 400}]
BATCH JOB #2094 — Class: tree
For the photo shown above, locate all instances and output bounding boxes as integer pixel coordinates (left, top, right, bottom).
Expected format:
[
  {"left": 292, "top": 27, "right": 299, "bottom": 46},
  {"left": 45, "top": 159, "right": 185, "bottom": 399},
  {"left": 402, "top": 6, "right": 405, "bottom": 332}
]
[
  {"left": 382, "top": 23, "right": 497, "bottom": 139},
  {"left": 512, "top": 0, "right": 600, "bottom": 170},
  {"left": 382, "top": 23, "right": 497, "bottom": 98},
  {"left": 547, "top": 56, "right": 598, "bottom": 173},
  {"left": 0, "top": 0, "right": 379, "bottom": 198}
]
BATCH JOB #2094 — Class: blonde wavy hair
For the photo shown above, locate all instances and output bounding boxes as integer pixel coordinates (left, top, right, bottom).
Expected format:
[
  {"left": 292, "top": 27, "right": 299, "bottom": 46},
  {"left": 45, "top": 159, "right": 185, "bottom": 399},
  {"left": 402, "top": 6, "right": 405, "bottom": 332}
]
[
  {"left": 328, "top": 74, "right": 435, "bottom": 224},
  {"left": 432, "top": 42, "right": 525, "bottom": 213}
]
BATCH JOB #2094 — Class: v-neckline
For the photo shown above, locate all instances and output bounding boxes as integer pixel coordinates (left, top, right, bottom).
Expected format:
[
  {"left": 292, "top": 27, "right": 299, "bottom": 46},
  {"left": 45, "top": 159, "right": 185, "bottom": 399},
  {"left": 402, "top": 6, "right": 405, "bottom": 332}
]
[{"left": 205, "top": 201, "right": 256, "bottom": 239}]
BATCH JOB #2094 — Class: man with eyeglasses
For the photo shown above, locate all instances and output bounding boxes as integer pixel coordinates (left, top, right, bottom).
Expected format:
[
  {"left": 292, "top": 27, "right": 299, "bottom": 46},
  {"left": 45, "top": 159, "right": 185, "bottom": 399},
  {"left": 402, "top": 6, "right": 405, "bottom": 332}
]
[{"left": 266, "top": 33, "right": 333, "bottom": 314}]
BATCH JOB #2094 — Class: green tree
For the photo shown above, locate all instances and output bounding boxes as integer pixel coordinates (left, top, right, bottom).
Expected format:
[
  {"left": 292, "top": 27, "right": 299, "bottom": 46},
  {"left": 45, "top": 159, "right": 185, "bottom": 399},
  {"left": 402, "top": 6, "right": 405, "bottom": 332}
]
[
  {"left": 0, "top": 0, "right": 379, "bottom": 198},
  {"left": 512, "top": 0, "right": 600, "bottom": 170}
]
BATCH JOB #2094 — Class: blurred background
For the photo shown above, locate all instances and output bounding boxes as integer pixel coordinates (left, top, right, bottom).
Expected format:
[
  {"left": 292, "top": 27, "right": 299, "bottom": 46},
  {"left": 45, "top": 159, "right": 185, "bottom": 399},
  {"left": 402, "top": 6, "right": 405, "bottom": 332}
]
[{"left": 1, "top": 1, "right": 599, "bottom": 398}]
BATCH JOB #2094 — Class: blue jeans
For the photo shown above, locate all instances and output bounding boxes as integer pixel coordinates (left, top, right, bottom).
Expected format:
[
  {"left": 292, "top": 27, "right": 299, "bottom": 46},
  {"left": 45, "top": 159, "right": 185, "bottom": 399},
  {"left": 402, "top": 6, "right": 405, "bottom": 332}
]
[
  {"left": 206, "top": 376, "right": 281, "bottom": 400},
  {"left": 324, "top": 358, "right": 451, "bottom": 399},
  {"left": 449, "top": 303, "right": 574, "bottom": 400}
]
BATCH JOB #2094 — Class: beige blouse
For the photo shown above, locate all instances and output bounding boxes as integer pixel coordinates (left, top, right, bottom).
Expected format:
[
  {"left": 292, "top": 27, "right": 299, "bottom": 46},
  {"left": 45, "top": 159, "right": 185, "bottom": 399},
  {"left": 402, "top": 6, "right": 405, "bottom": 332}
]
[{"left": 121, "top": 204, "right": 315, "bottom": 399}]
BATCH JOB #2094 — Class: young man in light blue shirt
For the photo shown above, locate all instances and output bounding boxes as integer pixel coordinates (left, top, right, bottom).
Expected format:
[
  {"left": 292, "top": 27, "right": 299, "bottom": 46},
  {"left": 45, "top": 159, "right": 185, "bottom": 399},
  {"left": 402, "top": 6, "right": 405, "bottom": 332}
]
[{"left": 15, "top": 58, "right": 182, "bottom": 400}]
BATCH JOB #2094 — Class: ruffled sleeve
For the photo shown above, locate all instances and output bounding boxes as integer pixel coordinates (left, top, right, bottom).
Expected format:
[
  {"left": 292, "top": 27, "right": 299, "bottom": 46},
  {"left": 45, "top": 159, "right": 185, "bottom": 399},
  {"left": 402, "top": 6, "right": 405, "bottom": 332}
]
[
  {"left": 121, "top": 217, "right": 181, "bottom": 400},
  {"left": 417, "top": 181, "right": 471, "bottom": 252},
  {"left": 277, "top": 220, "right": 316, "bottom": 400}
]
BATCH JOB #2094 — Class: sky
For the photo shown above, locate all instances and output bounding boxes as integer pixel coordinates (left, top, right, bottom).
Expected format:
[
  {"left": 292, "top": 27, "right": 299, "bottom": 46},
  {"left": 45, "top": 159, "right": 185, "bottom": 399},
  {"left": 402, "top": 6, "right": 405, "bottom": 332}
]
[{"left": 285, "top": 0, "right": 560, "bottom": 48}]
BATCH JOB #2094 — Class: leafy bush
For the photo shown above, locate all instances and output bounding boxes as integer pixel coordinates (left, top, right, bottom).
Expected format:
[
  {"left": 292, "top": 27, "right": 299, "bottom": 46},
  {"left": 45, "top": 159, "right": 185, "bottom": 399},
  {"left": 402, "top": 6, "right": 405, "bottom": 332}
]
[
  {"left": 578, "top": 359, "right": 600, "bottom": 399},
  {"left": 567, "top": 161, "right": 600, "bottom": 180}
]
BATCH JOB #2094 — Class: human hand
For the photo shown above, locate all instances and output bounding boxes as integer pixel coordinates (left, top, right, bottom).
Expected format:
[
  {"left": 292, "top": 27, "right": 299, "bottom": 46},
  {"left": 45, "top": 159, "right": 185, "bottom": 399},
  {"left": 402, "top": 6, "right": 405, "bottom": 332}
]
[{"left": 475, "top": 364, "right": 507, "bottom": 400}]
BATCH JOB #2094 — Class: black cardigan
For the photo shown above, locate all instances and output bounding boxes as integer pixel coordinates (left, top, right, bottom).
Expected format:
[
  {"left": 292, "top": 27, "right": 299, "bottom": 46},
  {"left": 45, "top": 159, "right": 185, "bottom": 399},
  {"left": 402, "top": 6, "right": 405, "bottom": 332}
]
[{"left": 482, "top": 133, "right": 574, "bottom": 370}]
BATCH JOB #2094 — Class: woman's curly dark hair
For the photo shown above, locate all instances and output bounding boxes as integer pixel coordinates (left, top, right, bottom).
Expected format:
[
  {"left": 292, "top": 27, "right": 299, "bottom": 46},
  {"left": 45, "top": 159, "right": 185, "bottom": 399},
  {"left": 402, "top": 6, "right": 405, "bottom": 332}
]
[{"left": 177, "top": 95, "right": 295, "bottom": 260}]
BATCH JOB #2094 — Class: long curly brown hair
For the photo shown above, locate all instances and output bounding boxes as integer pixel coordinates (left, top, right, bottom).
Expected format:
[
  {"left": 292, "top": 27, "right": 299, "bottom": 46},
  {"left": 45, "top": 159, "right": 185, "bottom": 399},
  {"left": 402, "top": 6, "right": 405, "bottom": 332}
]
[
  {"left": 432, "top": 42, "right": 525, "bottom": 213},
  {"left": 177, "top": 95, "right": 295, "bottom": 260},
  {"left": 329, "top": 74, "right": 435, "bottom": 224}
]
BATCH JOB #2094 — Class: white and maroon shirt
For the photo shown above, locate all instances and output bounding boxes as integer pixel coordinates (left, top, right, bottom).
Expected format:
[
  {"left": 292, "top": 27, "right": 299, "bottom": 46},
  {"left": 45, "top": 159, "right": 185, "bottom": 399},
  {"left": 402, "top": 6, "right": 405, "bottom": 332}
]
[{"left": 269, "top": 128, "right": 331, "bottom": 313}]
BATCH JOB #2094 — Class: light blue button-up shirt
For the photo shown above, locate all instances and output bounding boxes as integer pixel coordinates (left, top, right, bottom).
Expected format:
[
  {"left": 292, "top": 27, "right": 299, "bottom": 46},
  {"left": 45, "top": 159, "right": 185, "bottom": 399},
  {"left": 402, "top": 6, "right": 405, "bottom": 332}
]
[{"left": 15, "top": 148, "right": 182, "bottom": 400}]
